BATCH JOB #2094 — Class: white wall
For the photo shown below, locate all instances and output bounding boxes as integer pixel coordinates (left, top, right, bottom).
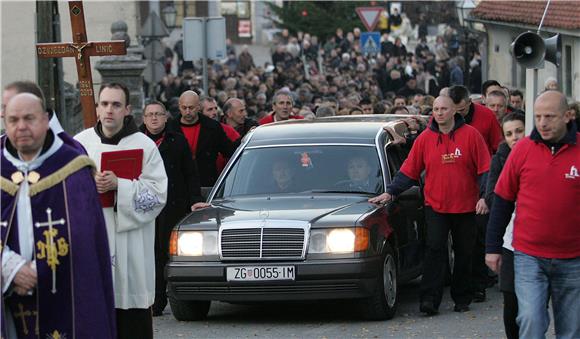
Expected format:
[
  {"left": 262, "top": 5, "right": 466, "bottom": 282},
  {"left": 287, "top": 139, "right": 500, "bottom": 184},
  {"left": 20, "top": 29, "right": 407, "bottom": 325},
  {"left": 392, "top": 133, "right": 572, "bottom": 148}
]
[
  {"left": 1, "top": 1, "right": 37, "bottom": 88},
  {"left": 486, "top": 26, "right": 515, "bottom": 88}
]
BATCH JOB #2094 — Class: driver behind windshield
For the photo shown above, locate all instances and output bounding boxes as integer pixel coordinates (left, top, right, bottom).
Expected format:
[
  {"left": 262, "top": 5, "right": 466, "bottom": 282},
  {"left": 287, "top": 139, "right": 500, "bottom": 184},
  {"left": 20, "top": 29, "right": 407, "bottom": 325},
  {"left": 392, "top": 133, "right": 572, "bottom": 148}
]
[
  {"left": 272, "top": 159, "right": 297, "bottom": 192},
  {"left": 336, "top": 156, "right": 374, "bottom": 192}
]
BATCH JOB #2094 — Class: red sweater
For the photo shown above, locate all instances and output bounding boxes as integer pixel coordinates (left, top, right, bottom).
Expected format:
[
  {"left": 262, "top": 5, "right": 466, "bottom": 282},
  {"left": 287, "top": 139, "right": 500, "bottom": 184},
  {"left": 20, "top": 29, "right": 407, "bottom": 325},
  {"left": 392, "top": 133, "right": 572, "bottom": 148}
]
[
  {"left": 467, "top": 103, "right": 503, "bottom": 154},
  {"left": 259, "top": 113, "right": 303, "bottom": 125},
  {"left": 401, "top": 120, "right": 490, "bottom": 213},
  {"left": 494, "top": 133, "right": 580, "bottom": 258},
  {"left": 216, "top": 123, "right": 240, "bottom": 174},
  {"left": 180, "top": 122, "right": 201, "bottom": 157}
]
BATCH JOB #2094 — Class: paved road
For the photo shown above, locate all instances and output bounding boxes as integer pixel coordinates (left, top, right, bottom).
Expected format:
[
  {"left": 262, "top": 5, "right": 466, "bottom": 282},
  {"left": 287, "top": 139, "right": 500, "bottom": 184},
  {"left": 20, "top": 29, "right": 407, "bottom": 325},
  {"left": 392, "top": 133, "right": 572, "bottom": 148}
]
[{"left": 152, "top": 280, "right": 539, "bottom": 338}]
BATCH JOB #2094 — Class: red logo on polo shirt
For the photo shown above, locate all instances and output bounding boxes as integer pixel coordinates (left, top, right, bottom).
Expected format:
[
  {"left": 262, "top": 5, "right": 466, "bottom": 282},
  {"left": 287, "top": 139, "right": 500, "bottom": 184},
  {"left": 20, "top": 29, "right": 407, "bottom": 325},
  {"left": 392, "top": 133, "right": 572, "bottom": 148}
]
[
  {"left": 441, "top": 148, "right": 462, "bottom": 164},
  {"left": 565, "top": 165, "right": 579, "bottom": 179}
]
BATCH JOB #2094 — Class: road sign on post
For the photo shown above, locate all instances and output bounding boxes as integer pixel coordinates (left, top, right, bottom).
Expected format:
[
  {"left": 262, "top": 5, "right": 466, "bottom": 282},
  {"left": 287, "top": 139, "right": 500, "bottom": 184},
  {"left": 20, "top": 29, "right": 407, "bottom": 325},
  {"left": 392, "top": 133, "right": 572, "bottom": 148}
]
[
  {"left": 183, "top": 17, "right": 226, "bottom": 93},
  {"left": 355, "top": 7, "right": 383, "bottom": 32},
  {"left": 361, "top": 32, "right": 381, "bottom": 55},
  {"left": 141, "top": 11, "right": 169, "bottom": 99}
]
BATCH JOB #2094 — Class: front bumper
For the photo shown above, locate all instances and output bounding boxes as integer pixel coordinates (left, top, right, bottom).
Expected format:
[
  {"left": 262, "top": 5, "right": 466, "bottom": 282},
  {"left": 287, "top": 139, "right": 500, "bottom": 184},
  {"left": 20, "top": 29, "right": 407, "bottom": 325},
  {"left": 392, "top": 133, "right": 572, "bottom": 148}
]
[{"left": 167, "top": 257, "right": 381, "bottom": 302}]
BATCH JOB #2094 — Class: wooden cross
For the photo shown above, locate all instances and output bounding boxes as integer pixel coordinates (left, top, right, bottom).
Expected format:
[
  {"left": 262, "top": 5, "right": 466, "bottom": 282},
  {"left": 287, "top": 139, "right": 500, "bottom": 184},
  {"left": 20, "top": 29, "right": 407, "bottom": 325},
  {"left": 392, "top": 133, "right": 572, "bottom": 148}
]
[
  {"left": 36, "top": 1, "right": 127, "bottom": 128},
  {"left": 35, "top": 208, "right": 67, "bottom": 294}
]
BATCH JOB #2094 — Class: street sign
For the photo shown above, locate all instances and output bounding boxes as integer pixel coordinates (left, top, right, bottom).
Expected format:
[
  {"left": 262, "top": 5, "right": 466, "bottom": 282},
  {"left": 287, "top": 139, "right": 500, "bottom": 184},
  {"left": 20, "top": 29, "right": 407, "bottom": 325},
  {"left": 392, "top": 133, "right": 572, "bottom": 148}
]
[
  {"left": 141, "top": 11, "right": 169, "bottom": 38},
  {"left": 183, "top": 16, "right": 227, "bottom": 93},
  {"left": 355, "top": 7, "right": 383, "bottom": 32},
  {"left": 183, "top": 17, "right": 226, "bottom": 61},
  {"left": 361, "top": 32, "right": 381, "bottom": 55},
  {"left": 238, "top": 20, "right": 252, "bottom": 38}
]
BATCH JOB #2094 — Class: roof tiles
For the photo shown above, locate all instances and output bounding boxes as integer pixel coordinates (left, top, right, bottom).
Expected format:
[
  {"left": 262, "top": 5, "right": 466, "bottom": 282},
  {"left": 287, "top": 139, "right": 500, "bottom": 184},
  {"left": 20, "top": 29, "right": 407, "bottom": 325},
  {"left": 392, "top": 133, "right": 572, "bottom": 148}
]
[{"left": 472, "top": 1, "right": 580, "bottom": 30}]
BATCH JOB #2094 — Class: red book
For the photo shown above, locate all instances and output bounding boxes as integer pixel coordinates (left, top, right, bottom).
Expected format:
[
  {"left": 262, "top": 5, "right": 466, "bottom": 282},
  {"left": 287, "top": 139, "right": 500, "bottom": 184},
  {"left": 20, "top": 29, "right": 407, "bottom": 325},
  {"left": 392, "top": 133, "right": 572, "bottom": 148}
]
[{"left": 99, "top": 149, "right": 144, "bottom": 208}]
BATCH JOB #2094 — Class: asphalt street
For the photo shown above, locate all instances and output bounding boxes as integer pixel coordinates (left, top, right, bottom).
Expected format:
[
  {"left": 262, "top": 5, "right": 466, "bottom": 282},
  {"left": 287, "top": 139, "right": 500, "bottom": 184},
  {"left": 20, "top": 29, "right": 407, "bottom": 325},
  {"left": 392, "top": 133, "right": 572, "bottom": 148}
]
[{"left": 152, "top": 279, "right": 555, "bottom": 338}]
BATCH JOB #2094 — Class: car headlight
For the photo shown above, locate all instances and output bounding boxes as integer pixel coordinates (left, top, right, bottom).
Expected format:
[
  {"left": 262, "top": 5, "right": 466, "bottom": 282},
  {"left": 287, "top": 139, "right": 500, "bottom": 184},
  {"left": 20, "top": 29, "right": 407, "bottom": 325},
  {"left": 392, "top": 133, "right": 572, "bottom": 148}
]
[
  {"left": 170, "top": 231, "right": 218, "bottom": 256},
  {"left": 308, "top": 227, "right": 369, "bottom": 254}
]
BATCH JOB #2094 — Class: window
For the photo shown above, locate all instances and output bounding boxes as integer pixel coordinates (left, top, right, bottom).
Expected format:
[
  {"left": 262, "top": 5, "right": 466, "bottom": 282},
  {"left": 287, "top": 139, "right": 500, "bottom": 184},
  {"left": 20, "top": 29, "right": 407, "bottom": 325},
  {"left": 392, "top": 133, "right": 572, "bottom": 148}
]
[
  {"left": 175, "top": 2, "right": 196, "bottom": 27},
  {"left": 220, "top": 1, "right": 250, "bottom": 18},
  {"left": 385, "top": 144, "right": 409, "bottom": 181},
  {"left": 215, "top": 145, "right": 383, "bottom": 197},
  {"left": 564, "top": 45, "right": 572, "bottom": 97}
]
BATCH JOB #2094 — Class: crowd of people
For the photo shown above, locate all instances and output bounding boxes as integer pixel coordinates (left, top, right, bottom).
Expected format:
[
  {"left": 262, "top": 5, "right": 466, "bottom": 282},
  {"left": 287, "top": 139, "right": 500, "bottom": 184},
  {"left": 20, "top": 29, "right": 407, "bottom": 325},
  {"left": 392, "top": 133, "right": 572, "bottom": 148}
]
[
  {"left": 1, "top": 21, "right": 579, "bottom": 339},
  {"left": 156, "top": 19, "right": 487, "bottom": 122}
]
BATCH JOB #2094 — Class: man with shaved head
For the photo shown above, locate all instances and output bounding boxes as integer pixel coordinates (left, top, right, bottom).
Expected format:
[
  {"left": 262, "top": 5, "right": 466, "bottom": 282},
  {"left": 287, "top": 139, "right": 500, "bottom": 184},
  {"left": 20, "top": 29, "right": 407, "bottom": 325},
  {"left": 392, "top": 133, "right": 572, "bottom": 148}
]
[
  {"left": 168, "top": 90, "right": 239, "bottom": 186},
  {"left": 486, "top": 91, "right": 580, "bottom": 338},
  {"left": 2, "top": 93, "right": 115, "bottom": 337},
  {"left": 223, "top": 98, "right": 258, "bottom": 137},
  {"left": 370, "top": 95, "right": 490, "bottom": 315}
]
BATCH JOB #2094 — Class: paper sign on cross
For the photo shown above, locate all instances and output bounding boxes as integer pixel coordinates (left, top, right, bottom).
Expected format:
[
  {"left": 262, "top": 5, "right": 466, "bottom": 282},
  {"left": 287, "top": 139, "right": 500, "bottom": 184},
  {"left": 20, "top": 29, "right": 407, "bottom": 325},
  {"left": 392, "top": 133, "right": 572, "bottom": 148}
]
[
  {"left": 36, "top": 1, "right": 127, "bottom": 128},
  {"left": 355, "top": 7, "right": 383, "bottom": 32}
]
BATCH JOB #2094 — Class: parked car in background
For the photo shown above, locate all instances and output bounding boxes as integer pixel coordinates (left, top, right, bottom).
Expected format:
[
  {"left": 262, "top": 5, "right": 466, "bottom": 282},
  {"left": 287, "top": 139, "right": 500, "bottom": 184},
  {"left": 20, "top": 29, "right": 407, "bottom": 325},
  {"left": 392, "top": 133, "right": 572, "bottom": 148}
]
[{"left": 167, "top": 116, "right": 426, "bottom": 321}]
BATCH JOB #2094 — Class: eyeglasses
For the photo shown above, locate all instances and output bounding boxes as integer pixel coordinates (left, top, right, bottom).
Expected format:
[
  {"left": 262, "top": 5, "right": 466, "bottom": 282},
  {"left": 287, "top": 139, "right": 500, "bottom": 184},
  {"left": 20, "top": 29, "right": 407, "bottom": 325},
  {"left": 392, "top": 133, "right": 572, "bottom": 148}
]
[{"left": 143, "top": 112, "right": 166, "bottom": 118}]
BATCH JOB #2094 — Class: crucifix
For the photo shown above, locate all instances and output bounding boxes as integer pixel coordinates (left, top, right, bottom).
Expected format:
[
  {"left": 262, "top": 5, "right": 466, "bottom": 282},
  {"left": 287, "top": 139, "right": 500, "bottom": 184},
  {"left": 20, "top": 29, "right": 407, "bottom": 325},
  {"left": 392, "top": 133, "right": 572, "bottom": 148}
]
[
  {"left": 13, "top": 303, "right": 33, "bottom": 335},
  {"left": 36, "top": 1, "right": 127, "bottom": 128},
  {"left": 35, "top": 208, "right": 67, "bottom": 294}
]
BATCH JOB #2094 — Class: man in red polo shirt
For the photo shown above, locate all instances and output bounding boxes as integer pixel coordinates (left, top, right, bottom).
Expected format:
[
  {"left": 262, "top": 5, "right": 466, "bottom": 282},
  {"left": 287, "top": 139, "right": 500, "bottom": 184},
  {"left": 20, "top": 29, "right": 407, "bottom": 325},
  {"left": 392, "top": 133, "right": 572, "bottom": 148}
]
[
  {"left": 486, "top": 91, "right": 580, "bottom": 338},
  {"left": 370, "top": 95, "right": 490, "bottom": 315},
  {"left": 258, "top": 90, "right": 303, "bottom": 125},
  {"left": 449, "top": 85, "right": 502, "bottom": 154},
  {"left": 449, "top": 85, "right": 502, "bottom": 303}
]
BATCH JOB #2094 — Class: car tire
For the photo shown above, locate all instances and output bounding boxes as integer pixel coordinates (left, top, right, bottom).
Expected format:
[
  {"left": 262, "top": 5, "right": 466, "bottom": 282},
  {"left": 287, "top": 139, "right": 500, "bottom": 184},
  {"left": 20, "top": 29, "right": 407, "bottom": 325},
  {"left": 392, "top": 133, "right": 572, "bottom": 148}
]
[
  {"left": 168, "top": 295, "right": 211, "bottom": 321},
  {"left": 358, "top": 243, "right": 398, "bottom": 320}
]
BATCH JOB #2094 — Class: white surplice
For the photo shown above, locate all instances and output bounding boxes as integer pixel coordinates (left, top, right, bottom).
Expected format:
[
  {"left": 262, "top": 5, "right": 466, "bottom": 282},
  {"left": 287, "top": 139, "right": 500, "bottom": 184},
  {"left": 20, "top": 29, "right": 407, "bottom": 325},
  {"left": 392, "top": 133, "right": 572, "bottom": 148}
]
[{"left": 75, "top": 129, "right": 167, "bottom": 309}]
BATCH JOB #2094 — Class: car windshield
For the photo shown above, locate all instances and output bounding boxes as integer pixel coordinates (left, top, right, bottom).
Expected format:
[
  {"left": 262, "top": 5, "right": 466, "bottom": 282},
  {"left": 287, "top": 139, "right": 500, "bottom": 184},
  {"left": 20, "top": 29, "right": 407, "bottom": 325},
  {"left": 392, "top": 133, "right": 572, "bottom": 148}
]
[{"left": 215, "top": 145, "right": 383, "bottom": 197}]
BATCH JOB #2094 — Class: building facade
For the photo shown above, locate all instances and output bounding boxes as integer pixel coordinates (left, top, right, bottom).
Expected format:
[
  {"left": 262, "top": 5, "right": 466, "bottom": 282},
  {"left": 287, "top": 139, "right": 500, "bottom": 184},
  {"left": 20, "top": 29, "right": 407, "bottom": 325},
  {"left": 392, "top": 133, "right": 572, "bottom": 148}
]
[{"left": 472, "top": 0, "right": 579, "bottom": 101}]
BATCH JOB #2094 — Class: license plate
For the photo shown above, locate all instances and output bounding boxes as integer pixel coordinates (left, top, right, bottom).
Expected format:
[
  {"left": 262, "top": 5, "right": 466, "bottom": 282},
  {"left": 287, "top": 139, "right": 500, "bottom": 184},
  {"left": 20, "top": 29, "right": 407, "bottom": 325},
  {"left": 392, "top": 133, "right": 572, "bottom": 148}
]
[{"left": 226, "top": 266, "right": 295, "bottom": 281}]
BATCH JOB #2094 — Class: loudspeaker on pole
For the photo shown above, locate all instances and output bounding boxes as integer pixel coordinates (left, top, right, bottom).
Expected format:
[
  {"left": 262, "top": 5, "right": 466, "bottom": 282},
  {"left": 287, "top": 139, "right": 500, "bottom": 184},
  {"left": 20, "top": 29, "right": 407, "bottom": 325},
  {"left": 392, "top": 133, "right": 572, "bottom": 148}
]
[{"left": 511, "top": 31, "right": 561, "bottom": 69}]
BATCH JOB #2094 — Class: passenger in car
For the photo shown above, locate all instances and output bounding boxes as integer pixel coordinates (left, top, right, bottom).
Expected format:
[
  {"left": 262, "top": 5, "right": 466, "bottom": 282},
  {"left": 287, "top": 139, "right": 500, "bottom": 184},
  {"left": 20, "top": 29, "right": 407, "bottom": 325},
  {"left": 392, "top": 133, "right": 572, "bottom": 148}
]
[{"left": 272, "top": 159, "right": 297, "bottom": 193}]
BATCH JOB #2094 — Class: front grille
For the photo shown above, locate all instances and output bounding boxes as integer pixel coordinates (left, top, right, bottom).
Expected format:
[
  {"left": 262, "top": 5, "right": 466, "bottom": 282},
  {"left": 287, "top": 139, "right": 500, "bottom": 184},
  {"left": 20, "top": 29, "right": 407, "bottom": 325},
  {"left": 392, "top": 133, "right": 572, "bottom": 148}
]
[
  {"left": 175, "top": 283, "right": 359, "bottom": 295},
  {"left": 220, "top": 224, "right": 307, "bottom": 260}
]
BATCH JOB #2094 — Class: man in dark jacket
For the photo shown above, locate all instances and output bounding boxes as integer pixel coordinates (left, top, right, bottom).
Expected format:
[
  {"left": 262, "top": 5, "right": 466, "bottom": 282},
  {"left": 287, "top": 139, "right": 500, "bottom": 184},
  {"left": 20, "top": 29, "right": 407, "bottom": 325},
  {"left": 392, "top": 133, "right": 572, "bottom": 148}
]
[
  {"left": 168, "top": 90, "right": 240, "bottom": 186},
  {"left": 141, "top": 101, "right": 203, "bottom": 316},
  {"left": 397, "top": 77, "right": 425, "bottom": 98},
  {"left": 223, "top": 98, "right": 258, "bottom": 137}
]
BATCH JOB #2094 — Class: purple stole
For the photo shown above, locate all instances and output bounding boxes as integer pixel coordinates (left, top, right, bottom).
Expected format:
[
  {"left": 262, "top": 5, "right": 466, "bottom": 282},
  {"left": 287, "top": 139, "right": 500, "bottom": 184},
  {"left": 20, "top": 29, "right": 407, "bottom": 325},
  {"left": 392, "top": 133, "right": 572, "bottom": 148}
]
[{"left": 1, "top": 165, "right": 74, "bottom": 338}]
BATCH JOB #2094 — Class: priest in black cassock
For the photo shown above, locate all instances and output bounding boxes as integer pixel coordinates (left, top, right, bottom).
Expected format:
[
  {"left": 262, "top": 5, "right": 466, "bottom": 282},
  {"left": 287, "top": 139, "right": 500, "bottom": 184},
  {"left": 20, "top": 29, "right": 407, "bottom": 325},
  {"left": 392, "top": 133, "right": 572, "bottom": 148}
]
[{"left": 1, "top": 93, "right": 115, "bottom": 338}]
